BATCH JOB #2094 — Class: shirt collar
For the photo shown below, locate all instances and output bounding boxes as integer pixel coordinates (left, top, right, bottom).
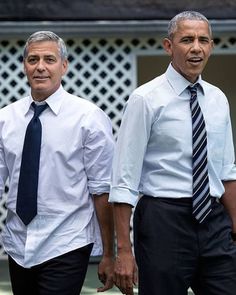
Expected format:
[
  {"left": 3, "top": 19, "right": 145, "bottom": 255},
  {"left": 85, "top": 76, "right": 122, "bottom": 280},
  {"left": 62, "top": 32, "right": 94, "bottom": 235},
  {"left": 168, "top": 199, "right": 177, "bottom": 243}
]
[
  {"left": 24, "top": 85, "right": 65, "bottom": 116},
  {"left": 43, "top": 85, "right": 65, "bottom": 115},
  {"left": 165, "top": 63, "right": 205, "bottom": 96}
]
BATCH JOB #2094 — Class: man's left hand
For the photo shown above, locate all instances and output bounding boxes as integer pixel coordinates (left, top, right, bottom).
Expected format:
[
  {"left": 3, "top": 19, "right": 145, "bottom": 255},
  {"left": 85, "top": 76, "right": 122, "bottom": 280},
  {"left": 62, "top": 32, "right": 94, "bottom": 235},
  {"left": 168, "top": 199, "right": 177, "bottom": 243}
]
[{"left": 97, "top": 256, "right": 114, "bottom": 292}]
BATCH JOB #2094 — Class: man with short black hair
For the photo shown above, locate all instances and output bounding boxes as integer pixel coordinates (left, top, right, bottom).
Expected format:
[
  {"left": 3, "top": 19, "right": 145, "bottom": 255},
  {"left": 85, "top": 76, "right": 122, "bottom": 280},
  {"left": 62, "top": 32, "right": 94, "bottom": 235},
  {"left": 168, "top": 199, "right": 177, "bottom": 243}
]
[{"left": 110, "top": 11, "right": 236, "bottom": 295}]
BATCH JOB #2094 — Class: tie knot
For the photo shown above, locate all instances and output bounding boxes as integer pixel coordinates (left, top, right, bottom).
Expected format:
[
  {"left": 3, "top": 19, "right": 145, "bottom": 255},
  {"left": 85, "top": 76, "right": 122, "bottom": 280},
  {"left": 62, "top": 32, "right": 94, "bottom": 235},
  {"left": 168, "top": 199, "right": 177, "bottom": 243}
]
[
  {"left": 188, "top": 83, "right": 199, "bottom": 101},
  {"left": 188, "top": 83, "right": 199, "bottom": 94},
  {"left": 32, "top": 102, "right": 48, "bottom": 118}
]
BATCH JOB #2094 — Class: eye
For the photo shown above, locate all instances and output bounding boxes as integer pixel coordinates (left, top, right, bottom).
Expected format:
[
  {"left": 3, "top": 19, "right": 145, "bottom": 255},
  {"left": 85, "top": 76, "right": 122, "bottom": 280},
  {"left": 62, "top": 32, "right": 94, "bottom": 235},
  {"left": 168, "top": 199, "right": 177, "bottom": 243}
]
[
  {"left": 199, "top": 38, "right": 210, "bottom": 44},
  {"left": 45, "top": 57, "right": 56, "bottom": 63},
  {"left": 181, "top": 37, "right": 193, "bottom": 44},
  {"left": 27, "top": 57, "right": 38, "bottom": 64}
]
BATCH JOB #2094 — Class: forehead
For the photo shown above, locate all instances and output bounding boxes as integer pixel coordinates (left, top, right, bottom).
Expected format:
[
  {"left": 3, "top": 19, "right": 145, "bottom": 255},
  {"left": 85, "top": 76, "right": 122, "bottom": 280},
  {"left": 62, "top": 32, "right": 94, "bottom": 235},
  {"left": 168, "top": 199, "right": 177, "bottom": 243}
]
[
  {"left": 174, "top": 20, "right": 211, "bottom": 37},
  {"left": 26, "top": 41, "right": 60, "bottom": 56}
]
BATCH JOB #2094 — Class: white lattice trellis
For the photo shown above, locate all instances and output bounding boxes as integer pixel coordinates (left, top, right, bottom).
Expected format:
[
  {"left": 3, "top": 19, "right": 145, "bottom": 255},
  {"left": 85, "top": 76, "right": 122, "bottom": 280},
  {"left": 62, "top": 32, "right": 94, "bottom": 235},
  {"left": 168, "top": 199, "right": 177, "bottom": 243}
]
[{"left": 0, "top": 34, "right": 235, "bottom": 258}]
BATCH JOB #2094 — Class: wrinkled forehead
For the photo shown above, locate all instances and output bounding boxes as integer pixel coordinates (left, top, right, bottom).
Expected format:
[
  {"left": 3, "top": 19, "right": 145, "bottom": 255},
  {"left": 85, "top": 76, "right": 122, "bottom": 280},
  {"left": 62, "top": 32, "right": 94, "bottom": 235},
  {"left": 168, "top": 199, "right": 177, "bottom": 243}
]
[
  {"left": 24, "top": 41, "right": 61, "bottom": 58},
  {"left": 174, "top": 20, "right": 212, "bottom": 38}
]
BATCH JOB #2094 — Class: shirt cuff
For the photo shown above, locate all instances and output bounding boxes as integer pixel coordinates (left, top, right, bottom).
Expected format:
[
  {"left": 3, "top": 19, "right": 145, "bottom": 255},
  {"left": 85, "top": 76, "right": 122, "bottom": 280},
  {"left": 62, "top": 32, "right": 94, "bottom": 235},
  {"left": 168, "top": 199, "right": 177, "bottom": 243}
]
[
  {"left": 109, "top": 186, "right": 139, "bottom": 207},
  {"left": 221, "top": 164, "right": 236, "bottom": 181},
  {"left": 88, "top": 180, "right": 110, "bottom": 195}
]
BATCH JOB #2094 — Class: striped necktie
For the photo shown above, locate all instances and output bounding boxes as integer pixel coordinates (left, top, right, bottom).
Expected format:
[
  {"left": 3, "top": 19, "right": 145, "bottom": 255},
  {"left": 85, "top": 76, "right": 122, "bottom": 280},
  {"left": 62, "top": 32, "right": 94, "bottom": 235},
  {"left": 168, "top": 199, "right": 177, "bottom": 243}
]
[
  {"left": 16, "top": 102, "right": 48, "bottom": 225},
  {"left": 189, "top": 85, "right": 212, "bottom": 223}
]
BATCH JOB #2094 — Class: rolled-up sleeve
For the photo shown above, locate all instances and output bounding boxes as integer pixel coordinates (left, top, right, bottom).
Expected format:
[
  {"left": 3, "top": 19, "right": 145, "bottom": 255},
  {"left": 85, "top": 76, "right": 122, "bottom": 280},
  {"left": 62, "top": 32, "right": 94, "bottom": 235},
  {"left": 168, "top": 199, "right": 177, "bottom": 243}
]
[
  {"left": 0, "top": 136, "right": 9, "bottom": 199},
  {"left": 83, "top": 108, "right": 114, "bottom": 195},
  {"left": 221, "top": 117, "right": 236, "bottom": 181},
  {"left": 109, "top": 94, "right": 152, "bottom": 206}
]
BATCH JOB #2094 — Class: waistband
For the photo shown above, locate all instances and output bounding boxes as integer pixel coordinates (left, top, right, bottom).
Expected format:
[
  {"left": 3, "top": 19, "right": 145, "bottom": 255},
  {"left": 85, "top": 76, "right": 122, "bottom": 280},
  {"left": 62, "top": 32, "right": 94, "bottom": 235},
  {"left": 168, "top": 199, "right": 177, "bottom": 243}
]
[{"left": 143, "top": 195, "right": 219, "bottom": 204}]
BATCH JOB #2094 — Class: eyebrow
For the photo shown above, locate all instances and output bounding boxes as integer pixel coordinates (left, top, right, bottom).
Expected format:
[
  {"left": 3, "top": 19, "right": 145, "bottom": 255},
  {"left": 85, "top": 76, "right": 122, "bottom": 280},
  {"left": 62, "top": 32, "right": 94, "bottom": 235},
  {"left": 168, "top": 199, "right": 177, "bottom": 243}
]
[
  {"left": 180, "top": 35, "right": 210, "bottom": 40},
  {"left": 27, "top": 54, "right": 57, "bottom": 58}
]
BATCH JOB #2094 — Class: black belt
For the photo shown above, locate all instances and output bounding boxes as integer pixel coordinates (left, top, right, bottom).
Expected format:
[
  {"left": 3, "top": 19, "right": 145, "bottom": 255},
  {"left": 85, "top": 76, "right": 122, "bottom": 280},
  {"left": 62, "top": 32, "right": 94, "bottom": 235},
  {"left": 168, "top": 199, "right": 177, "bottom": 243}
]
[{"left": 143, "top": 195, "right": 218, "bottom": 204}]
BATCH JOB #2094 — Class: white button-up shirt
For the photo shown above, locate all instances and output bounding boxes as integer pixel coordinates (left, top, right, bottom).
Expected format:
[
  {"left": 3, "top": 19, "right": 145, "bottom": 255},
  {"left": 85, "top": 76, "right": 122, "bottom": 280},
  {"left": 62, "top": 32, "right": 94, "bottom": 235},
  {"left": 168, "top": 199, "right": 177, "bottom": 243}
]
[
  {"left": 0, "top": 86, "right": 114, "bottom": 267},
  {"left": 109, "top": 64, "right": 236, "bottom": 206}
]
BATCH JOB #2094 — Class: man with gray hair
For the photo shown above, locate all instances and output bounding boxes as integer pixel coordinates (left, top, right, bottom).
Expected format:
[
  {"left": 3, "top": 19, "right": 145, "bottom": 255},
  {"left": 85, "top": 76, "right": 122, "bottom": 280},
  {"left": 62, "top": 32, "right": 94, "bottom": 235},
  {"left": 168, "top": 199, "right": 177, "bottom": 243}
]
[
  {"left": 110, "top": 11, "right": 236, "bottom": 295},
  {"left": 0, "top": 31, "right": 115, "bottom": 294}
]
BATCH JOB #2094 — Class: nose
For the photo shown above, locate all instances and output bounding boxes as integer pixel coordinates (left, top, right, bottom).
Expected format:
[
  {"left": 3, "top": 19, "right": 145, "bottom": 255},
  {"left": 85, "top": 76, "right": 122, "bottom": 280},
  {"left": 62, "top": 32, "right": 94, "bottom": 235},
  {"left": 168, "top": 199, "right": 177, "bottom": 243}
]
[
  {"left": 191, "top": 40, "right": 202, "bottom": 52},
  {"left": 36, "top": 59, "right": 46, "bottom": 71}
]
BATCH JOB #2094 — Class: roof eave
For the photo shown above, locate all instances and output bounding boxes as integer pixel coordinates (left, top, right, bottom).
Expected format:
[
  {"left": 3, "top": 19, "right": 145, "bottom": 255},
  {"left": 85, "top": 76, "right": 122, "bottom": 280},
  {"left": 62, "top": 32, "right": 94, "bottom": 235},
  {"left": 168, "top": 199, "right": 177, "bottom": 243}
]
[{"left": 0, "top": 20, "right": 236, "bottom": 38}]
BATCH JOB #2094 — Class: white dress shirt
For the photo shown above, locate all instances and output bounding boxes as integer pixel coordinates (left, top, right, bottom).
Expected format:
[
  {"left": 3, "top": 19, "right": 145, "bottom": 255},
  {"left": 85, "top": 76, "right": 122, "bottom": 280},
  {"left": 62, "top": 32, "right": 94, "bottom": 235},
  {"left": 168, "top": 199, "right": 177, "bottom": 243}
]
[
  {"left": 0, "top": 86, "right": 114, "bottom": 268},
  {"left": 109, "top": 64, "right": 236, "bottom": 207}
]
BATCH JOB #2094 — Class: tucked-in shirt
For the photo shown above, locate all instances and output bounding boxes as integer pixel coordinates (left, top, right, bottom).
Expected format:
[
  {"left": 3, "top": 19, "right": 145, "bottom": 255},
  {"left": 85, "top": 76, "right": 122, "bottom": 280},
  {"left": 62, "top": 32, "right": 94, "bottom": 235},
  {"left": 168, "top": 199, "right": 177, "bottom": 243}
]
[
  {"left": 0, "top": 86, "right": 114, "bottom": 268},
  {"left": 109, "top": 64, "right": 236, "bottom": 206}
]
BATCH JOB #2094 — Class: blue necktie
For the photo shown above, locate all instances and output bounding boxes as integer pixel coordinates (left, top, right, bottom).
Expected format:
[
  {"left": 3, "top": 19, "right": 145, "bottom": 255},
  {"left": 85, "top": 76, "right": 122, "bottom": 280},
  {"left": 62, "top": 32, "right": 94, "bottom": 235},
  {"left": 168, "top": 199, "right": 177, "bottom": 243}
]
[
  {"left": 189, "top": 85, "right": 212, "bottom": 223},
  {"left": 16, "top": 102, "right": 48, "bottom": 225}
]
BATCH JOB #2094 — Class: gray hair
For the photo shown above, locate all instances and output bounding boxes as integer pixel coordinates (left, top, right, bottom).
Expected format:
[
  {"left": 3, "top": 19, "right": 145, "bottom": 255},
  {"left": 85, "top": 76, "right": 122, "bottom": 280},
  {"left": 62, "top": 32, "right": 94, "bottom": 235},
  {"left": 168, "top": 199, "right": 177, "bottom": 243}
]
[
  {"left": 23, "top": 31, "right": 68, "bottom": 60},
  {"left": 167, "top": 11, "right": 212, "bottom": 39}
]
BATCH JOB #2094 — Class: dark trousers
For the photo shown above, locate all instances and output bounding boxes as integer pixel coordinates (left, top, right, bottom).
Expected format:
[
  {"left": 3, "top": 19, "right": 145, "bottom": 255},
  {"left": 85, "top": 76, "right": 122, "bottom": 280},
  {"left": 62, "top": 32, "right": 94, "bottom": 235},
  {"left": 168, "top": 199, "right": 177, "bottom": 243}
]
[
  {"left": 134, "top": 196, "right": 236, "bottom": 295},
  {"left": 8, "top": 244, "right": 93, "bottom": 295}
]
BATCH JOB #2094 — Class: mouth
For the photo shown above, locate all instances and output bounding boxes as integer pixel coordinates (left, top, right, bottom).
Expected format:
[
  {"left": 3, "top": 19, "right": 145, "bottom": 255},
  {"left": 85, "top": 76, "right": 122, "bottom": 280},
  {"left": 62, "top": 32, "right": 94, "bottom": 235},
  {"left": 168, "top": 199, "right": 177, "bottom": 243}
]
[
  {"left": 187, "top": 57, "right": 203, "bottom": 65},
  {"left": 33, "top": 76, "right": 50, "bottom": 80}
]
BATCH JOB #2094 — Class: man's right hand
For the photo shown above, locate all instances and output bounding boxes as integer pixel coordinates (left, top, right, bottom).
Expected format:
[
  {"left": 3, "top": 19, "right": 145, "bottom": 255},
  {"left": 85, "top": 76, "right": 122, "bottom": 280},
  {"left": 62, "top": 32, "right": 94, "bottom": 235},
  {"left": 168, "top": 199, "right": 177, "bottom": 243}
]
[{"left": 114, "top": 250, "right": 138, "bottom": 295}]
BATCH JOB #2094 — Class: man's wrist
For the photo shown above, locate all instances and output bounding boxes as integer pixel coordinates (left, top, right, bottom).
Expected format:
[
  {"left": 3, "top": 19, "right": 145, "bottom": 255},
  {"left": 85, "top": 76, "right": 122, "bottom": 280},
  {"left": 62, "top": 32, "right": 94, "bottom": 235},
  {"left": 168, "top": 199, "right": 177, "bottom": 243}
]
[{"left": 231, "top": 232, "right": 236, "bottom": 241}]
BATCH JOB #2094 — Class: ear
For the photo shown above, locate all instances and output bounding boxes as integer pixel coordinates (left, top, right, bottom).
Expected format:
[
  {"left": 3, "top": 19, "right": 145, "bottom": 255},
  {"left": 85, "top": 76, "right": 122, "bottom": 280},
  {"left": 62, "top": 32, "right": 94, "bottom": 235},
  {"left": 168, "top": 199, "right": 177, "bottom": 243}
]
[
  {"left": 23, "top": 60, "right": 26, "bottom": 73},
  {"left": 62, "top": 59, "right": 68, "bottom": 76},
  {"left": 206, "top": 39, "right": 214, "bottom": 59},
  {"left": 163, "top": 38, "right": 173, "bottom": 56},
  {"left": 210, "top": 39, "right": 214, "bottom": 52}
]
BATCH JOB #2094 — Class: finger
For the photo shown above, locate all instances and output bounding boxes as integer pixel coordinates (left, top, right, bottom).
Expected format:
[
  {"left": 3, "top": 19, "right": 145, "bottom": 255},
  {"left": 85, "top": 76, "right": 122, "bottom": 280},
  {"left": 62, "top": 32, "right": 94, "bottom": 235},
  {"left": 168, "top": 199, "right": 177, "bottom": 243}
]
[
  {"left": 114, "top": 274, "right": 126, "bottom": 294},
  {"left": 97, "top": 277, "right": 114, "bottom": 292},
  {"left": 98, "top": 274, "right": 106, "bottom": 285},
  {"left": 126, "top": 287, "right": 134, "bottom": 295},
  {"left": 133, "top": 268, "right": 138, "bottom": 285},
  {"left": 118, "top": 275, "right": 133, "bottom": 295},
  {"left": 114, "top": 272, "right": 122, "bottom": 289},
  {"left": 120, "top": 274, "right": 129, "bottom": 292},
  {"left": 118, "top": 286, "right": 133, "bottom": 295}
]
